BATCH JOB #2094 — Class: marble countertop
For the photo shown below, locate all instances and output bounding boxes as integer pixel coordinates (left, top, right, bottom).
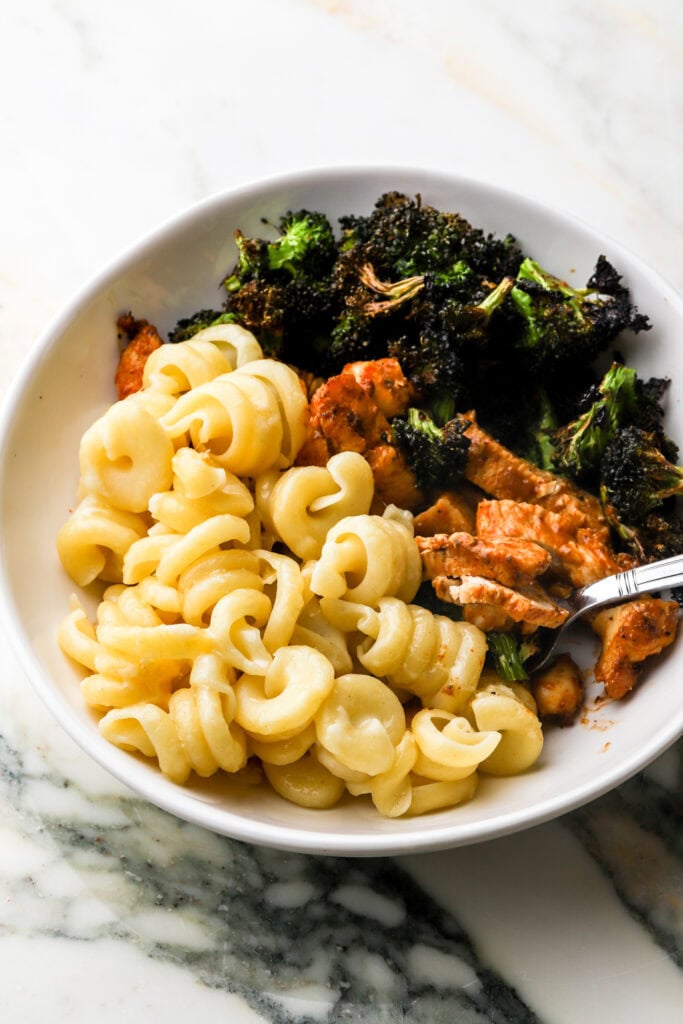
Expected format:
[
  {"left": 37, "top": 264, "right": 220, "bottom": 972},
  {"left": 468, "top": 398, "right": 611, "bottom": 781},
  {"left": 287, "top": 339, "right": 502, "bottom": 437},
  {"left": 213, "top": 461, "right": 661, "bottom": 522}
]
[{"left": 1, "top": 1, "right": 682, "bottom": 1021}]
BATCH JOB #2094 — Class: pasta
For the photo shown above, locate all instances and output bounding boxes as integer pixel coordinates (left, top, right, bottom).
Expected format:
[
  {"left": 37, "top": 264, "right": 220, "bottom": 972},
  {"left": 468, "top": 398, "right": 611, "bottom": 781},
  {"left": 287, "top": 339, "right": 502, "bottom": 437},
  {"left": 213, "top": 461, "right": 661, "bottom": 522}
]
[
  {"left": 309, "top": 507, "right": 423, "bottom": 605},
  {"left": 468, "top": 679, "right": 544, "bottom": 776},
  {"left": 255, "top": 451, "right": 374, "bottom": 560},
  {"left": 159, "top": 358, "right": 307, "bottom": 477},
  {"left": 57, "top": 495, "right": 148, "bottom": 587},
  {"left": 318, "top": 596, "right": 487, "bottom": 712},
  {"left": 79, "top": 399, "right": 175, "bottom": 513},
  {"left": 57, "top": 327, "right": 545, "bottom": 818}
]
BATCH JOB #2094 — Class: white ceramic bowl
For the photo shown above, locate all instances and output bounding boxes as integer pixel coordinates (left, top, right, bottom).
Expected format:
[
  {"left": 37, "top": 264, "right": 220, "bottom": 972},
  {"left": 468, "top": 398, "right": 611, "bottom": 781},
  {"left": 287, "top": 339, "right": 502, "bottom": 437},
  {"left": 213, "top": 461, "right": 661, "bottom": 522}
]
[{"left": 1, "top": 167, "right": 682, "bottom": 856}]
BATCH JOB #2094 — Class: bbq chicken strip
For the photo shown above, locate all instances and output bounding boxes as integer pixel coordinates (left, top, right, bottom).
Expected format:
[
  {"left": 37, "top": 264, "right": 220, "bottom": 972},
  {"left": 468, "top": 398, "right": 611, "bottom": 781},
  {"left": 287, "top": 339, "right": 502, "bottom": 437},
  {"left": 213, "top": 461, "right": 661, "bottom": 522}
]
[
  {"left": 461, "top": 605, "right": 517, "bottom": 633},
  {"left": 297, "top": 371, "right": 392, "bottom": 460},
  {"left": 463, "top": 413, "right": 607, "bottom": 535},
  {"left": 413, "top": 487, "right": 480, "bottom": 536},
  {"left": 476, "top": 499, "right": 631, "bottom": 589},
  {"left": 418, "top": 532, "right": 552, "bottom": 589},
  {"left": 433, "top": 575, "right": 570, "bottom": 630},
  {"left": 590, "top": 596, "right": 679, "bottom": 699}
]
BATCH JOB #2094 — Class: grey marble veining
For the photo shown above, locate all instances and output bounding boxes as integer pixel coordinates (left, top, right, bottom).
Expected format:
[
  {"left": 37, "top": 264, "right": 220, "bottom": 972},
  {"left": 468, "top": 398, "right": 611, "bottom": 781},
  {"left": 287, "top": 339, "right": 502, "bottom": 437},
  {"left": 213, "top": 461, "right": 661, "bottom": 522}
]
[
  {"left": 1, "top": 725, "right": 541, "bottom": 1022},
  {"left": 567, "top": 747, "right": 683, "bottom": 968}
]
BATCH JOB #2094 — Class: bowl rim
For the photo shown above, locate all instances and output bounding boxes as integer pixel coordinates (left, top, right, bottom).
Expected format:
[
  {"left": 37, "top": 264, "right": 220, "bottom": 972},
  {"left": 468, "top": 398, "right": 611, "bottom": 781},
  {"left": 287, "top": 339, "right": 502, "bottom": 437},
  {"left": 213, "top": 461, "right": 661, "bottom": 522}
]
[{"left": 1, "top": 163, "right": 682, "bottom": 856}]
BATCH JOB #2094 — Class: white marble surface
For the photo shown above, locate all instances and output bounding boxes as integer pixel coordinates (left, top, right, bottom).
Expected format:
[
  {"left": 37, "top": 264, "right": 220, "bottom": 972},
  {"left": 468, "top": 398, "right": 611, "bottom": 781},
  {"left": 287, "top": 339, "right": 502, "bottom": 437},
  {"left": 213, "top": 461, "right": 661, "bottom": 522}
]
[{"left": 1, "top": 1, "right": 682, "bottom": 1021}]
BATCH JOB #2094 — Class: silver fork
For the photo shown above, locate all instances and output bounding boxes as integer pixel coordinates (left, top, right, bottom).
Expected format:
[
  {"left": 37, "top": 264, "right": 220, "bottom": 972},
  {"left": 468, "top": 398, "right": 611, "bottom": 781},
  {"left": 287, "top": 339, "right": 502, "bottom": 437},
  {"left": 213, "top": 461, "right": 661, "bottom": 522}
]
[{"left": 527, "top": 552, "right": 683, "bottom": 674}]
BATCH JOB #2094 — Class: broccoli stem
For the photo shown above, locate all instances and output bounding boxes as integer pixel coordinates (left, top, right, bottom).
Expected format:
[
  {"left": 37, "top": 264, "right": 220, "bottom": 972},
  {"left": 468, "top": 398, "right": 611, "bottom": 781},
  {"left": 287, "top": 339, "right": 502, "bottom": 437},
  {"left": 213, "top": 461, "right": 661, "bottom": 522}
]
[
  {"left": 487, "top": 632, "right": 529, "bottom": 681},
  {"left": 478, "top": 275, "right": 514, "bottom": 313}
]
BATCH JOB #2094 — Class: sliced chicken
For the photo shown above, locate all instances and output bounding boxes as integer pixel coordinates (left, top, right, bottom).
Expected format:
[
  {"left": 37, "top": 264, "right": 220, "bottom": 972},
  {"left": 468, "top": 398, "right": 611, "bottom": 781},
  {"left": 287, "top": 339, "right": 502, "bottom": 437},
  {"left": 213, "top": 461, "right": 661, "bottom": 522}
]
[
  {"left": 590, "top": 596, "right": 679, "bottom": 699},
  {"left": 433, "top": 575, "right": 570, "bottom": 630},
  {"left": 413, "top": 488, "right": 479, "bottom": 536},
  {"left": 418, "top": 532, "right": 552, "bottom": 589},
  {"left": 530, "top": 653, "right": 584, "bottom": 724},
  {"left": 463, "top": 413, "right": 607, "bottom": 535},
  {"left": 461, "top": 605, "right": 517, "bottom": 632},
  {"left": 297, "top": 372, "right": 392, "bottom": 461},
  {"left": 476, "top": 499, "right": 630, "bottom": 589},
  {"left": 296, "top": 366, "right": 423, "bottom": 510}
]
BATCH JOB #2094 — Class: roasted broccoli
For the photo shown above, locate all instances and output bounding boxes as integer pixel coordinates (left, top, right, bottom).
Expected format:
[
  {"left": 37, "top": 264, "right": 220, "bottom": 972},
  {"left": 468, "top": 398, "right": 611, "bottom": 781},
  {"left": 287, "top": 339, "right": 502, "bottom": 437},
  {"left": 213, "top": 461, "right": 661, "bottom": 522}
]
[
  {"left": 509, "top": 256, "right": 650, "bottom": 377},
  {"left": 550, "top": 361, "right": 677, "bottom": 483},
  {"left": 486, "top": 632, "right": 529, "bottom": 682},
  {"left": 327, "top": 192, "right": 521, "bottom": 372},
  {"left": 380, "top": 278, "right": 513, "bottom": 413},
  {"left": 601, "top": 426, "right": 683, "bottom": 526},
  {"left": 167, "top": 309, "right": 238, "bottom": 344},
  {"left": 221, "top": 210, "right": 337, "bottom": 364},
  {"left": 600, "top": 489, "right": 683, "bottom": 567},
  {"left": 552, "top": 363, "right": 639, "bottom": 478},
  {"left": 510, "top": 389, "right": 559, "bottom": 471},
  {"left": 224, "top": 210, "right": 336, "bottom": 289},
  {"left": 391, "top": 408, "right": 470, "bottom": 493},
  {"left": 337, "top": 191, "right": 523, "bottom": 285}
]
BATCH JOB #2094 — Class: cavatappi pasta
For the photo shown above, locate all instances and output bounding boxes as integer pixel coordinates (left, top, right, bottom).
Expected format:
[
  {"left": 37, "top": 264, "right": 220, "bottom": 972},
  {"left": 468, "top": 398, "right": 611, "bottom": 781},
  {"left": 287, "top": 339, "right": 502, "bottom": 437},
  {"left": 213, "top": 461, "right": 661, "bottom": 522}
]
[{"left": 57, "top": 326, "right": 543, "bottom": 817}]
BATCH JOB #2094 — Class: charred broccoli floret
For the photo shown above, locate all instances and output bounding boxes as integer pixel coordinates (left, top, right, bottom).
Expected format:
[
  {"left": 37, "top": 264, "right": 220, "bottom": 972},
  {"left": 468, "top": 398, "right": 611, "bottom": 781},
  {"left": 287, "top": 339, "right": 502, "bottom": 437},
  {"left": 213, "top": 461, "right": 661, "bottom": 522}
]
[
  {"left": 224, "top": 210, "right": 336, "bottom": 290},
  {"left": 327, "top": 192, "right": 521, "bottom": 372},
  {"left": 631, "top": 375, "right": 679, "bottom": 462},
  {"left": 338, "top": 191, "right": 523, "bottom": 284},
  {"left": 264, "top": 210, "right": 337, "bottom": 277},
  {"left": 509, "top": 256, "right": 650, "bottom": 376},
  {"left": 600, "top": 492, "right": 683, "bottom": 564},
  {"left": 168, "top": 309, "right": 238, "bottom": 344},
  {"left": 509, "top": 389, "right": 559, "bottom": 471},
  {"left": 601, "top": 426, "right": 683, "bottom": 524},
  {"left": 392, "top": 408, "right": 470, "bottom": 493},
  {"left": 552, "top": 363, "right": 639, "bottom": 478},
  {"left": 221, "top": 210, "right": 337, "bottom": 364},
  {"left": 551, "top": 363, "right": 677, "bottom": 481},
  {"left": 380, "top": 277, "right": 513, "bottom": 412}
]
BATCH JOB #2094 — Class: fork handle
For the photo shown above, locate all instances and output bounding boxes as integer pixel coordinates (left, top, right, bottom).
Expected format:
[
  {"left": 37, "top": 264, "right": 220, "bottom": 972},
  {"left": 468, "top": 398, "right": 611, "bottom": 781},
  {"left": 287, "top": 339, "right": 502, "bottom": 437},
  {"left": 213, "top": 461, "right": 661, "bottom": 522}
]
[{"left": 577, "top": 552, "right": 683, "bottom": 612}]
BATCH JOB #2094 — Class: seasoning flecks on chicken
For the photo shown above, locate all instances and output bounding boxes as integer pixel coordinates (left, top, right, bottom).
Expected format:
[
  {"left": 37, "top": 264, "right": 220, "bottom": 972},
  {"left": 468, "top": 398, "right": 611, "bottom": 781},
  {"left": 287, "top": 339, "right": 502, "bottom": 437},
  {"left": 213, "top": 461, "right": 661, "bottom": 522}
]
[
  {"left": 463, "top": 412, "right": 607, "bottom": 535},
  {"left": 590, "top": 596, "right": 679, "bottom": 699},
  {"left": 365, "top": 444, "right": 423, "bottom": 511},
  {"left": 433, "top": 574, "right": 570, "bottom": 630},
  {"left": 475, "top": 499, "right": 630, "bottom": 589},
  {"left": 413, "top": 487, "right": 480, "bottom": 536},
  {"left": 296, "top": 371, "right": 392, "bottom": 462},
  {"left": 418, "top": 532, "right": 552, "bottom": 589},
  {"left": 114, "top": 314, "right": 163, "bottom": 399},
  {"left": 296, "top": 366, "right": 424, "bottom": 509},
  {"left": 461, "top": 604, "right": 517, "bottom": 633},
  {"left": 530, "top": 653, "right": 585, "bottom": 724},
  {"left": 341, "top": 357, "right": 416, "bottom": 418}
]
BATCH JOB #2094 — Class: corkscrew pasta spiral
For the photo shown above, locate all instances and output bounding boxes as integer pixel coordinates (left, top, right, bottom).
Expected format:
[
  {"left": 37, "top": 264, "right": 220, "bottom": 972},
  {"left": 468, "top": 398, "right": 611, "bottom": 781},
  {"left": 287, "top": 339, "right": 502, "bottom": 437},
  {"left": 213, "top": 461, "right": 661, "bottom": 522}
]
[
  {"left": 142, "top": 338, "right": 236, "bottom": 395},
  {"left": 468, "top": 681, "right": 544, "bottom": 776},
  {"left": 56, "top": 495, "right": 148, "bottom": 587},
  {"left": 160, "top": 359, "right": 307, "bottom": 476},
  {"left": 319, "top": 596, "right": 487, "bottom": 712},
  {"left": 309, "top": 508, "right": 422, "bottom": 606},
  {"left": 255, "top": 451, "right": 374, "bottom": 560},
  {"left": 99, "top": 679, "right": 247, "bottom": 785},
  {"left": 79, "top": 398, "right": 175, "bottom": 513}
]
